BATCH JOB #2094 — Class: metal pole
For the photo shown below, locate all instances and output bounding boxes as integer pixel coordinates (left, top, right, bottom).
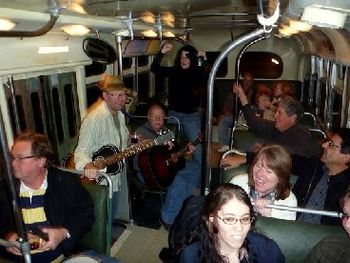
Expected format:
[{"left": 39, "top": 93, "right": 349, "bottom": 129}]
[
  {"left": 265, "top": 204, "right": 343, "bottom": 218},
  {"left": 115, "top": 35, "right": 124, "bottom": 81},
  {"left": 0, "top": 107, "right": 31, "bottom": 262},
  {"left": 204, "top": 28, "right": 266, "bottom": 195}
]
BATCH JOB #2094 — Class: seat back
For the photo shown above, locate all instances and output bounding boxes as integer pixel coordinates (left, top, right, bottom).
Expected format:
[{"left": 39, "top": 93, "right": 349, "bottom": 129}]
[
  {"left": 255, "top": 216, "right": 346, "bottom": 263},
  {"left": 81, "top": 181, "right": 112, "bottom": 255},
  {"left": 231, "top": 128, "right": 264, "bottom": 152}
]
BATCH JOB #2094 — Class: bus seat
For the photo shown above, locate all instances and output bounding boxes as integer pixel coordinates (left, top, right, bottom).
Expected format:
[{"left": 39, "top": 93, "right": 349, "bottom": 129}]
[
  {"left": 80, "top": 181, "right": 112, "bottom": 255},
  {"left": 255, "top": 216, "right": 346, "bottom": 263},
  {"left": 301, "top": 112, "right": 317, "bottom": 128},
  {"left": 231, "top": 128, "right": 264, "bottom": 152}
]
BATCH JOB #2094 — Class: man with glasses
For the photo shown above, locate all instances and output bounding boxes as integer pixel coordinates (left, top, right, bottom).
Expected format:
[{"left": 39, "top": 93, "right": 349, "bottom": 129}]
[
  {"left": 0, "top": 132, "right": 94, "bottom": 262},
  {"left": 304, "top": 186, "right": 350, "bottom": 262},
  {"left": 293, "top": 128, "right": 350, "bottom": 225},
  {"left": 74, "top": 74, "right": 130, "bottom": 220}
]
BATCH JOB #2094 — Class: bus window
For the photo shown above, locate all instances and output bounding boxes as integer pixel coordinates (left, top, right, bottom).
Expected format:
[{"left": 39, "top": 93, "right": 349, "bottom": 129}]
[
  {"left": 52, "top": 88, "right": 64, "bottom": 143},
  {"left": 31, "top": 92, "right": 44, "bottom": 133},
  {"left": 122, "top": 57, "right": 132, "bottom": 70},
  {"left": 138, "top": 72, "right": 150, "bottom": 101},
  {"left": 206, "top": 52, "right": 228, "bottom": 77},
  {"left": 240, "top": 52, "right": 283, "bottom": 79},
  {"left": 64, "top": 84, "right": 77, "bottom": 138},
  {"left": 138, "top": 56, "right": 148, "bottom": 67}
]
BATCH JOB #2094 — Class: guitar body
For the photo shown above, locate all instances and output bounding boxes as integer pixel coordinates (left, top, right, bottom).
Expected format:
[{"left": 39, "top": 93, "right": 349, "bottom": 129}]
[
  {"left": 138, "top": 145, "right": 186, "bottom": 189},
  {"left": 92, "top": 144, "right": 124, "bottom": 175}
]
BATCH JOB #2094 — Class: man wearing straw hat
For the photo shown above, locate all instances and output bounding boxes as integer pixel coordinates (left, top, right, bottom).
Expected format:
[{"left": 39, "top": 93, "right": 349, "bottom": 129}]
[{"left": 74, "top": 74, "right": 130, "bottom": 221}]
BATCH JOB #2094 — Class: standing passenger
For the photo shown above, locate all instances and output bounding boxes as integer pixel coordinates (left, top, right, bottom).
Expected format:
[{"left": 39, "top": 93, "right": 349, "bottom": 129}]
[
  {"left": 74, "top": 74, "right": 130, "bottom": 220},
  {"left": 217, "top": 72, "right": 255, "bottom": 152},
  {"left": 151, "top": 43, "right": 207, "bottom": 227}
]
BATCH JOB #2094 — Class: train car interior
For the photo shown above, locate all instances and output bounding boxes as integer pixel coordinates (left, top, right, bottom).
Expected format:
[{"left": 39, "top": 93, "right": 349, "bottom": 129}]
[{"left": 0, "top": 0, "right": 349, "bottom": 262}]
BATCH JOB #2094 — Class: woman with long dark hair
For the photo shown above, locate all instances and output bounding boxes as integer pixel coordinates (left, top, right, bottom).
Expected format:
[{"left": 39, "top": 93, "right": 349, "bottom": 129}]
[{"left": 180, "top": 184, "right": 285, "bottom": 262}]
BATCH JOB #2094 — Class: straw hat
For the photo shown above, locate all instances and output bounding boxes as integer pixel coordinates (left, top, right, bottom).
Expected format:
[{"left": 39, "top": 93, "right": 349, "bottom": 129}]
[{"left": 98, "top": 74, "right": 127, "bottom": 92}]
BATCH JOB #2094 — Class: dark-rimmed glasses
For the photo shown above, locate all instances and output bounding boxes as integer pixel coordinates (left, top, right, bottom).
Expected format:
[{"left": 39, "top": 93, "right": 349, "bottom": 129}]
[
  {"left": 11, "top": 155, "right": 35, "bottom": 161},
  {"left": 326, "top": 139, "right": 341, "bottom": 149},
  {"left": 217, "top": 215, "right": 255, "bottom": 225},
  {"left": 341, "top": 213, "right": 350, "bottom": 221}
]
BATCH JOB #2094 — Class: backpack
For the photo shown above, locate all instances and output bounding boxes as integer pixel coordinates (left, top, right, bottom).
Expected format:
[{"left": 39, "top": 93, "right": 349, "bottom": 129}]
[{"left": 159, "top": 195, "right": 206, "bottom": 262}]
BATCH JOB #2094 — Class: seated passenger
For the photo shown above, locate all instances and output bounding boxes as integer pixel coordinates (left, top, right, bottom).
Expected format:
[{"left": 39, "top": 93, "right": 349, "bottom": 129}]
[
  {"left": 233, "top": 83, "right": 316, "bottom": 157},
  {"left": 304, "top": 186, "right": 350, "bottom": 263},
  {"left": 0, "top": 132, "right": 94, "bottom": 262},
  {"left": 269, "top": 80, "right": 296, "bottom": 112},
  {"left": 295, "top": 128, "right": 350, "bottom": 225},
  {"left": 222, "top": 128, "right": 350, "bottom": 225},
  {"left": 134, "top": 100, "right": 196, "bottom": 230},
  {"left": 230, "top": 144, "right": 297, "bottom": 220},
  {"left": 237, "top": 84, "right": 274, "bottom": 124},
  {"left": 179, "top": 184, "right": 285, "bottom": 263}
]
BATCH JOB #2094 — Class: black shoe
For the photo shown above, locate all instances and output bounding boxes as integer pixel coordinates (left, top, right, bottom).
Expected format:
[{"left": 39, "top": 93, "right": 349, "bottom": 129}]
[{"left": 160, "top": 218, "right": 172, "bottom": 231}]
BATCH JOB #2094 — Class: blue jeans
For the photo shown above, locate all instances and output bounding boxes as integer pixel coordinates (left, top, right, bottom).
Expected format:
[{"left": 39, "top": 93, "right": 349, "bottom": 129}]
[
  {"left": 161, "top": 160, "right": 200, "bottom": 224},
  {"left": 79, "top": 250, "right": 121, "bottom": 263},
  {"left": 218, "top": 114, "right": 233, "bottom": 146},
  {"left": 162, "top": 111, "right": 202, "bottom": 224}
]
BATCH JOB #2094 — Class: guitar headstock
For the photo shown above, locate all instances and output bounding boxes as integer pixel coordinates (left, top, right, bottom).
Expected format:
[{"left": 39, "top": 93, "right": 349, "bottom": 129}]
[{"left": 154, "top": 130, "right": 175, "bottom": 145}]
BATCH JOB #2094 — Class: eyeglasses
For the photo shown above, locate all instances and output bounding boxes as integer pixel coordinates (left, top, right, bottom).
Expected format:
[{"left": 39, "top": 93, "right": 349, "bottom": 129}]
[
  {"left": 326, "top": 139, "right": 341, "bottom": 149},
  {"left": 341, "top": 213, "right": 350, "bottom": 220},
  {"left": 217, "top": 215, "right": 254, "bottom": 225},
  {"left": 107, "top": 92, "right": 127, "bottom": 99},
  {"left": 11, "top": 155, "right": 35, "bottom": 161}
]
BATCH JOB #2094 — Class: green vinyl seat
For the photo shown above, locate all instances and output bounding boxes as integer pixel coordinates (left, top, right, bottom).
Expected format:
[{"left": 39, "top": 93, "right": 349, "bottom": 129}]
[{"left": 255, "top": 216, "right": 346, "bottom": 263}]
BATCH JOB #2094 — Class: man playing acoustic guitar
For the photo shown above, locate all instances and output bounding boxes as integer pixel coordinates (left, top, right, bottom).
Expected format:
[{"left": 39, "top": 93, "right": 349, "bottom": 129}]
[
  {"left": 134, "top": 100, "right": 200, "bottom": 230},
  {"left": 74, "top": 74, "right": 130, "bottom": 221}
]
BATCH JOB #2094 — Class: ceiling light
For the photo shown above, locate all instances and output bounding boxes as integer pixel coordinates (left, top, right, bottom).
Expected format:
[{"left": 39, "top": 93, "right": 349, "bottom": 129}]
[
  {"left": 301, "top": 6, "right": 346, "bottom": 29},
  {"left": 163, "top": 31, "right": 175, "bottom": 38},
  {"left": 140, "top": 11, "right": 156, "bottom": 24},
  {"left": 271, "top": 58, "right": 279, "bottom": 65},
  {"left": 289, "top": 20, "right": 312, "bottom": 32},
  {"left": 38, "top": 46, "right": 69, "bottom": 54},
  {"left": 278, "top": 25, "right": 298, "bottom": 36},
  {"left": 61, "top": 25, "right": 90, "bottom": 36},
  {"left": 142, "top": 30, "right": 157, "bottom": 37},
  {"left": 0, "top": 19, "right": 16, "bottom": 31}
]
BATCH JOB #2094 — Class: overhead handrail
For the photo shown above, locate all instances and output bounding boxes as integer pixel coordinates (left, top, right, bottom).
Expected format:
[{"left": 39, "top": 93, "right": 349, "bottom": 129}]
[
  {"left": 260, "top": 204, "right": 343, "bottom": 218},
  {"left": 0, "top": 0, "right": 60, "bottom": 38}
]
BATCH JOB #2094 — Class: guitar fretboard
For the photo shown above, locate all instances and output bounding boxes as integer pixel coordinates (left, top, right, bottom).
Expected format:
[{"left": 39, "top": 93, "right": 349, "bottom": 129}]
[{"left": 94, "top": 139, "right": 156, "bottom": 169}]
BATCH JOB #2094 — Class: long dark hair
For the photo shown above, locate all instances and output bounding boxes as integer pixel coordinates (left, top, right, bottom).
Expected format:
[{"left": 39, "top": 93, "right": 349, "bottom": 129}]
[
  {"left": 199, "top": 184, "right": 255, "bottom": 263},
  {"left": 174, "top": 45, "right": 198, "bottom": 70}
]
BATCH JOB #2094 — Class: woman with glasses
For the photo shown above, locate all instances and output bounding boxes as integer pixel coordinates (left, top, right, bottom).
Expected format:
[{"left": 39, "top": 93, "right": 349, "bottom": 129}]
[
  {"left": 230, "top": 144, "right": 297, "bottom": 220},
  {"left": 179, "top": 184, "right": 284, "bottom": 263}
]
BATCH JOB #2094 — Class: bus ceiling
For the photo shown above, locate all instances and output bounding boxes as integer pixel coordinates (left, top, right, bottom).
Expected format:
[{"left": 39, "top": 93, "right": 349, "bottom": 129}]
[{"left": 0, "top": 1, "right": 348, "bottom": 62}]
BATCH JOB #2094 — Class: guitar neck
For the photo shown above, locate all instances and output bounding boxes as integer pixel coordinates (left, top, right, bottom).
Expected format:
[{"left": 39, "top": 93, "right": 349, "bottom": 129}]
[{"left": 95, "top": 140, "right": 156, "bottom": 168}]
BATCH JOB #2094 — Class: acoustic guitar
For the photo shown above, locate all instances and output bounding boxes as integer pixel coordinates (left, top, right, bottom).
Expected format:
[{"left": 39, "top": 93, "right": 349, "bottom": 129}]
[
  {"left": 138, "top": 134, "right": 202, "bottom": 189},
  {"left": 63, "top": 131, "right": 174, "bottom": 177}
]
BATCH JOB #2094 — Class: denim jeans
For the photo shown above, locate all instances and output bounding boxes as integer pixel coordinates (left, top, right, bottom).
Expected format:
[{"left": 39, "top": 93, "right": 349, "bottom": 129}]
[
  {"left": 161, "top": 111, "right": 202, "bottom": 224},
  {"left": 161, "top": 159, "right": 200, "bottom": 224},
  {"left": 218, "top": 114, "right": 233, "bottom": 146}
]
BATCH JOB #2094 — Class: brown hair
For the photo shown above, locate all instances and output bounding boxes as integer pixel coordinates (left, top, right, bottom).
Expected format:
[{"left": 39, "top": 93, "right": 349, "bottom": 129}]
[
  {"left": 248, "top": 144, "right": 292, "bottom": 200},
  {"left": 14, "top": 131, "right": 54, "bottom": 167}
]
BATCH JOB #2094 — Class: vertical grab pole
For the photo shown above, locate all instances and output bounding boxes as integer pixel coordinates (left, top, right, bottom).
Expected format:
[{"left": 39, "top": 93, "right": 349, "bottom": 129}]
[
  {"left": 204, "top": 28, "right": 266, "bottom": 195},
  {"left": 0, "top": 108, "right": 31, "bottom": 262}
]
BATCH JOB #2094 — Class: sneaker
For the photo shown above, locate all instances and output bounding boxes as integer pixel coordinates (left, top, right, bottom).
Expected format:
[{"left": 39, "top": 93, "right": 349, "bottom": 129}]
[{"left": 217, "top": 145, "right": 230, "bottom": 153}]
